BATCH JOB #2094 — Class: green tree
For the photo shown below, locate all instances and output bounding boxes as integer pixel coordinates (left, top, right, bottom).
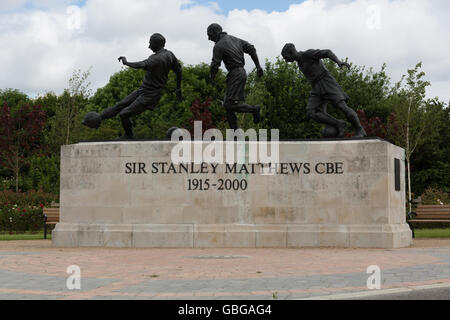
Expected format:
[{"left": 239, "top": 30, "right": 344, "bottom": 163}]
[
  {"left": 410, "top": 100, "right": 450, "bottom": 194},
  {"left": 33, "top": 92, "right": 59, "bottom": 119},
  {"left": 28, "top": 155, "right": 60, "bottom": 194},
  {"left": 0, "top": 89, "right": 30, "bottom": 108},
  {"left": 46, "top": 68, "right": 92, "bottom": 150},
  {"left": 386, "top": 63, "right": 441, "bottom": 211}
]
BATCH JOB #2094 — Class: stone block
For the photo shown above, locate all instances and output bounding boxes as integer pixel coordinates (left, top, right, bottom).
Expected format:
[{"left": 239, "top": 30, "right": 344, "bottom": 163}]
[
  {"left": 224, "top": 225, "right": 257, "bottom": 247},
  {"left": 194, "top": 225, "right": 225, "bottom": 247},
  {"left": 255, "top": 225, "right": 287, "bottom": 248},
  {"left": 54, "top": 139, "right": 412, "bottom": 248},
  {"left": 132, "top": 224, "right": 193, "bottom": 248}
]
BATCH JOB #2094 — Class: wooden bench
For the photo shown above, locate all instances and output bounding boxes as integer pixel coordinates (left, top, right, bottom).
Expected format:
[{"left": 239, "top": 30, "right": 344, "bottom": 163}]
[
  {"left": 407, "top": 205, "right": 450, "bottom": 238},
  {"left": 43, "top": 207, "right": 60, "bottom": 239}
]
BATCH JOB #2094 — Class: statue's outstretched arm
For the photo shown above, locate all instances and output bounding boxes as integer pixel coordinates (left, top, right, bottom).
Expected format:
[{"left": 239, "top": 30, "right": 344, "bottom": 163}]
[
  {"left": 318, "top": 50, "right": 350, "bottom": 69},
  {"left": 118, "top": 56, "right": 147, "bottom": 69}
]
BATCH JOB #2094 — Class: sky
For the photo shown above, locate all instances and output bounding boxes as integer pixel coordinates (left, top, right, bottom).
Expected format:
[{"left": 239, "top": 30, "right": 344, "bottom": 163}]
[
  {"left": 188, "top": 0, "right": 296, "bottom": 13},
  {"left": 1, "top": 0, "right": 449, "bottom": 103}
]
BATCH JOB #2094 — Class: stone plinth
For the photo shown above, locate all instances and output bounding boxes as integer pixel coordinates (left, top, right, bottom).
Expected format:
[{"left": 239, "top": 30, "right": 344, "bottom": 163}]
[{"left": 53, "top": 139, "right": 412, "bottom": 248}]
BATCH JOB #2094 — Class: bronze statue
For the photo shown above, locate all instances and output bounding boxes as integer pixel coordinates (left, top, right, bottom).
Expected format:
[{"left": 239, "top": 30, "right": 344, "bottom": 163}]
[
  {"left": 207, "top": 23, "right": 263, "bottom": 130},
  {"left": 281, "top": 43, "right": 367, "bottom": 138},
  {"left": 83, "top": 33, "right": 182, "bottom": 140}
]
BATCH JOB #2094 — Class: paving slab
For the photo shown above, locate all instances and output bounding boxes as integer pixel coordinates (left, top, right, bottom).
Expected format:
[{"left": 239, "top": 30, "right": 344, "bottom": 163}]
[{"left": 0, "top": 239, "right": 449, "bottom": 300}]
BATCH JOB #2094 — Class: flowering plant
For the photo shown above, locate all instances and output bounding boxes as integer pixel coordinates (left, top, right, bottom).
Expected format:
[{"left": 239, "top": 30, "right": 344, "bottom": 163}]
[{"left": 0, "top": 202, "right": 44, "bottom": 233}]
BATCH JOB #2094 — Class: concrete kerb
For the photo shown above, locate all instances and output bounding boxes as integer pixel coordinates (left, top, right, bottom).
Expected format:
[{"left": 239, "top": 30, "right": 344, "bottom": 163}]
[{"left": 300, "top": 282, "right": 450, "bottom": 300}]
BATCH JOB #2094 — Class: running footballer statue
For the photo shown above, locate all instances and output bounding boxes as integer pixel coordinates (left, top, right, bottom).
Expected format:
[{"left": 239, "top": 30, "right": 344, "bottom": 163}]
[
  {"left": 83, "top": 33, "right": 182, "bottom": 140},
  {"left": 281, "top": 43, "right": 367, "bottom": 138},
  {"left": 207, "top": 23, "right": 263, "bottom": 130}
]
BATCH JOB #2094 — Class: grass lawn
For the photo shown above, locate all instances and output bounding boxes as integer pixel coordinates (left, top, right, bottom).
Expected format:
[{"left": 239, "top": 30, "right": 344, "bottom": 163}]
[
  {"left": 414, "top": 228, "right": 450, "bottom": 238},
  {"left": 0, "top": 232, "right": 51, "bottom": 240}
]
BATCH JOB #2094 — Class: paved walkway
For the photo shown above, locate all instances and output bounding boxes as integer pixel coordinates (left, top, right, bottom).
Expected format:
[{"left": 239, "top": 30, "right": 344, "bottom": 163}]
[{"left": 0, "top": 239, "right": 450, "bottom": 300}]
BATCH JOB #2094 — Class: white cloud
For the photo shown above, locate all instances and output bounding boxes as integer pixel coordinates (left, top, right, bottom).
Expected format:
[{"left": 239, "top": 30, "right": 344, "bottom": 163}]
[
  {"left": 1, "top": 0, "right": 449, "bottom": 103},
  {"left": 0, "top": 0, "right": 27, "bottom": 11}
]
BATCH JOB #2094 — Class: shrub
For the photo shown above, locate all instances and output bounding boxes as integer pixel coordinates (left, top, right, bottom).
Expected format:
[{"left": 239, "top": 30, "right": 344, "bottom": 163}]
[
  {"left": 0, "top": 203, "right": 44, "bottom": 233},
  {"left": 0, "top": 189, "right": 58, "bottom": 207},
  {"left": 0, "top": 190, "right": 57, "bottom": 233},
  {"left": 28, "top": 155, "right": 60, "bottom": 194},
  {"left": 420, "top": 187, "right": 450, "bottom": 205}
]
